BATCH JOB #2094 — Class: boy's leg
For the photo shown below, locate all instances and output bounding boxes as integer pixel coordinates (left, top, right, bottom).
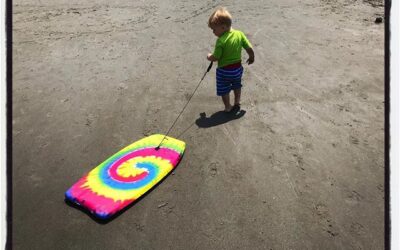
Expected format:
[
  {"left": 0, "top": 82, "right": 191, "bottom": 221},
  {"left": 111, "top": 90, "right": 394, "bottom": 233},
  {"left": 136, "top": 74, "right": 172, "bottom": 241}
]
[
  {"left": 222, "top": 93, "right": 232, "bottom": 112},
  {"left": 233, "top": 88, "right": 241, "bottom": 106}
]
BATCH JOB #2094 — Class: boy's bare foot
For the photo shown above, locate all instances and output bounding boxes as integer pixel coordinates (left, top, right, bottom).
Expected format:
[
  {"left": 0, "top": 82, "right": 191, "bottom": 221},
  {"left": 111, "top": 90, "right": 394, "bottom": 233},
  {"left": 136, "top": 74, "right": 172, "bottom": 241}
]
[
  {"left": 228, "top": 104, "right": 240, "bottom": 114},
  {"left": 224, "top": 105, "right": 233, "bottom": 113}
]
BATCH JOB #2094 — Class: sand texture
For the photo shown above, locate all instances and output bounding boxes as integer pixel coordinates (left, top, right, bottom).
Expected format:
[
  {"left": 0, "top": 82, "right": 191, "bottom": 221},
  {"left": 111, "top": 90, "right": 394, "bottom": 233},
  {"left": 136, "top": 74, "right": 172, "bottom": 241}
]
[{"left": 12, "top": 0, "right": 384, "bottom": 249}]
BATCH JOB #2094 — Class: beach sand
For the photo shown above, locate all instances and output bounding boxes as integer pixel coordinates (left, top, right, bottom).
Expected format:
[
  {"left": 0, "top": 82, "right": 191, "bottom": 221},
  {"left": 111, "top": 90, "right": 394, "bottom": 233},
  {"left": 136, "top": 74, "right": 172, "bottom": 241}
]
[{"left": 12, "top": 0, "right": 384, "bottom": 249}]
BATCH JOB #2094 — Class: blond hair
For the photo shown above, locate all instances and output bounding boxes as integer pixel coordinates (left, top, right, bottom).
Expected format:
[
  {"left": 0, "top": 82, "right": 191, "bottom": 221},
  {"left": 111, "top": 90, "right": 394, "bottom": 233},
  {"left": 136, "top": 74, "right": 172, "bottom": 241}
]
[{"left": 208, "top": 7, "right": 232, "bottom": 28}]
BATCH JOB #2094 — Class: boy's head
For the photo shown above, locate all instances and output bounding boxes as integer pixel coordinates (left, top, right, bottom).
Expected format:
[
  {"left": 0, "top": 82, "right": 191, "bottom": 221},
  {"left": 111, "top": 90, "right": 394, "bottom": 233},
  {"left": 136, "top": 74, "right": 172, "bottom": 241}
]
[{"left": 208, "top": 7, "right": 232, "bottom": 37}]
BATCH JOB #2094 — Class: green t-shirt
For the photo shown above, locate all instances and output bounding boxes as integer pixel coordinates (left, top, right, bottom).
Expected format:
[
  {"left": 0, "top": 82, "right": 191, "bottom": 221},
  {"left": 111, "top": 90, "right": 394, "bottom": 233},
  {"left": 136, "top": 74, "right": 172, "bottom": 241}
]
[{"left": 212, "top": 28, "right": 252, "bottom": 68}]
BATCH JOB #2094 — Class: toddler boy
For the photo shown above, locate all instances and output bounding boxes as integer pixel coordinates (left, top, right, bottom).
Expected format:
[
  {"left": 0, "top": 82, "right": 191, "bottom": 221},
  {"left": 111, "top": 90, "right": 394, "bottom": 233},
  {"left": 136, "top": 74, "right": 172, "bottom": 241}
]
[{"left": 207, "top": 7, "right": 255, "bottom": 112}]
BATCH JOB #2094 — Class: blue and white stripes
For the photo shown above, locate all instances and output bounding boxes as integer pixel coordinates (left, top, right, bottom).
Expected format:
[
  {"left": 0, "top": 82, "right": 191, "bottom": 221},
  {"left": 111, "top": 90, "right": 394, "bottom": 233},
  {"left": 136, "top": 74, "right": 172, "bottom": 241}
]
[{"left": 216, "top": 66, "right": 244, "bottom": 96}]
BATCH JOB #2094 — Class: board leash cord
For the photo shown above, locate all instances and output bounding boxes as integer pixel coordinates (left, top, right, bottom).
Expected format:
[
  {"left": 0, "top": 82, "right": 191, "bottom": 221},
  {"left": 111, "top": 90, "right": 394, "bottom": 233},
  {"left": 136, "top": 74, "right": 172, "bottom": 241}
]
[{"left": 155, "top": 61, "right": 213, "bottom": 150}]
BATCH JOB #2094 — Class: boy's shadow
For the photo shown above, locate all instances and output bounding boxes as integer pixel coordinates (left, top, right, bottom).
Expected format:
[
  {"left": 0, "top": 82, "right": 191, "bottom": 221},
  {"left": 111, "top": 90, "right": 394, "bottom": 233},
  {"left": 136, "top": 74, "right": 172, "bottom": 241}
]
[{"left": 195, "top": 108, "right": 246, "bottom": 128}]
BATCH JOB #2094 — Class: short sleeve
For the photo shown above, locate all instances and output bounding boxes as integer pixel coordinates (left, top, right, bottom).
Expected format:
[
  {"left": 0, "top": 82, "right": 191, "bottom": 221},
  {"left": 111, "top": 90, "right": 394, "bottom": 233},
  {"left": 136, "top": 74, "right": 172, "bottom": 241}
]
[
  {"left": 241, "top": 31, "right": 252, "bottom": 49},
  {"left": 212, "top": 39, "right": 223, "bottom": 59}
]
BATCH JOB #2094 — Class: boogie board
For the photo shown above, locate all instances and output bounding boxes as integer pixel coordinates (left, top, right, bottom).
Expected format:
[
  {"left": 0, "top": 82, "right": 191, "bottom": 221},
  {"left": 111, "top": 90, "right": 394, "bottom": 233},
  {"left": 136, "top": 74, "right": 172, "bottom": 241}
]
[{"left": 65, "top": 134, "right": 185, "bottom": 220}]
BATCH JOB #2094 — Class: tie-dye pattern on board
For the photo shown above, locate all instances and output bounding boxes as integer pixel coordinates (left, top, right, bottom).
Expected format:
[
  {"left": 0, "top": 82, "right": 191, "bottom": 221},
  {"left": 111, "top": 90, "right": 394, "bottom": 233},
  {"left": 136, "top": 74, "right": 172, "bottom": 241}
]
[{"left": 65, "top": 134, "right": 185, "bottom": 220}]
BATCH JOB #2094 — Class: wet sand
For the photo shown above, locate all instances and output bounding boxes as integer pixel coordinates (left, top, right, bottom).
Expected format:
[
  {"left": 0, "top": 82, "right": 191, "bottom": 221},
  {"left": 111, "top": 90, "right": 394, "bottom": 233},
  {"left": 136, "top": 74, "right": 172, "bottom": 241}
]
[{"left": 12, "top": 0, "right": 384, "bottom": 249}]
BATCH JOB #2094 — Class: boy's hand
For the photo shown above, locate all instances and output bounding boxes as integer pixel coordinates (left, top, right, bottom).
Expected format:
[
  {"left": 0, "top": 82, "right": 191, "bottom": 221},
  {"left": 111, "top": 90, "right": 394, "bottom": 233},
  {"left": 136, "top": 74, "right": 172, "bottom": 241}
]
[
  {"left": 245, "top": 47, "right": 255, "bottom": 65},
  {"left": 247, "top": 56, "right": 254, "bottom": 65},
  {"left": 207, "top": 53, "right": 217, "bottom": 62}
]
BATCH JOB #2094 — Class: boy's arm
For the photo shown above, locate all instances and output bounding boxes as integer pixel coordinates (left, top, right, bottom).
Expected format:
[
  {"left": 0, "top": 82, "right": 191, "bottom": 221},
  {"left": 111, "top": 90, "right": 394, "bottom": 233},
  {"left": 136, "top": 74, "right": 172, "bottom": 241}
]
[
  {"left": 245, "top": 47, "right": 255, "bottom": 65},
  {"left": 207, "top": 53, "right": 218, "bottom": 62}
]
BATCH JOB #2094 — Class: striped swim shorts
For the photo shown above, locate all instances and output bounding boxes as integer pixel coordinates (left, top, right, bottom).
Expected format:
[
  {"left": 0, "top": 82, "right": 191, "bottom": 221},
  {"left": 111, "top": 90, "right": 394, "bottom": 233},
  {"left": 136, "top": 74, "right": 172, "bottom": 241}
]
[{"left": 216, "top": 65, "right": 244, "bottom": 96}]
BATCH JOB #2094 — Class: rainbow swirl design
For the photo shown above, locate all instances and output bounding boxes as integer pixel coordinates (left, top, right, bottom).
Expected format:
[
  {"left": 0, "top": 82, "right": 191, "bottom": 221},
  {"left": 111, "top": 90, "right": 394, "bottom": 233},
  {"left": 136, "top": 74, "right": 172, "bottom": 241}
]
[{"left": 65, "top": 134, "right": 185, "bottom": 219}]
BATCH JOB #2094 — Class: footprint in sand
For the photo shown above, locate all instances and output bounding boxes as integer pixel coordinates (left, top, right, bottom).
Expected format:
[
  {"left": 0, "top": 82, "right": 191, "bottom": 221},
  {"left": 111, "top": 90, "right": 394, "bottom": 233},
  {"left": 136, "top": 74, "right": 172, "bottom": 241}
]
[
  {"left": 314, "top": 203, "right": 340, "bottom": 237},
  {"left": 208, "top": 162, "right": 218, "bottom": 177}
]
